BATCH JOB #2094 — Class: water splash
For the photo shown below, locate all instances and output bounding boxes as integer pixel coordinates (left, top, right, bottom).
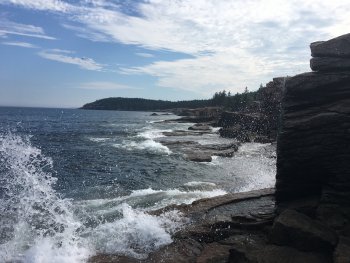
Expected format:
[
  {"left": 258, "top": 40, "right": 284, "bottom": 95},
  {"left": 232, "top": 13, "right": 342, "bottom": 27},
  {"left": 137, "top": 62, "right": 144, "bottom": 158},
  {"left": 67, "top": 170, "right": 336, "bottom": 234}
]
[{"left": 0, "top": 133, "right": 91, "bottom": 263}]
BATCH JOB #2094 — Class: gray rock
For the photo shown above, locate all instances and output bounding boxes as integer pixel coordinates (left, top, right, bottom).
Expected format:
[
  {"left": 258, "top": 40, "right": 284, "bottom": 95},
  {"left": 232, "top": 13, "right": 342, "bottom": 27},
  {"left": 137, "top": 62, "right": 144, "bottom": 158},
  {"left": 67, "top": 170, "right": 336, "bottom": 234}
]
[
  {"left": 276, "top": 72, "right": 350, "bottom": 203},
  {"left": 269, "top": 209, "right": 338, "bottom": 253},
  {"left": 310, "top": 57, "right": 350, "bottom": 72},
  {"left": 185, "top": 152, "right": 212, "bottom": 162},
  {"left": 311, "top": 33, "right": 350, "bottom": 58},
  {"left": 334, "top": 236, "right": 350, "bottom": 263},
  {"left": 188, "top": 124, "right": 211, "bottom": 131},
  {"left": 259, "top": 245, "right": 331, "bottom": 263}
]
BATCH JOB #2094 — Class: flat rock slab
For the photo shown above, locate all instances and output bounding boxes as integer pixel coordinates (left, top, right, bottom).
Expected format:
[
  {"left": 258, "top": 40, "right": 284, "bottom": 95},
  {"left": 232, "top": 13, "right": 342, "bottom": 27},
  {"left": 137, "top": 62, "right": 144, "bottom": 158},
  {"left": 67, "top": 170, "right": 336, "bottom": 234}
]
[
  {"left": 269, "top": 209, "right": 338, "bottom": 253},
  {"left": 311, "top": 33, "right": 350, "bottom": 58},
  {"left": 310, "top": 57, "right": 350, "bottom": 72}
]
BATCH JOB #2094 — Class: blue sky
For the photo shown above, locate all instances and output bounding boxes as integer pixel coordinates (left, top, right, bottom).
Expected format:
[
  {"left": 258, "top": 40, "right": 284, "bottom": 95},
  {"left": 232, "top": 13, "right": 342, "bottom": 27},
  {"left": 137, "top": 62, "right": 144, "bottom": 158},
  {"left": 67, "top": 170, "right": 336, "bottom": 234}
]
[{"left": 0, "top": 0, "right": 349, "bottom": 108}]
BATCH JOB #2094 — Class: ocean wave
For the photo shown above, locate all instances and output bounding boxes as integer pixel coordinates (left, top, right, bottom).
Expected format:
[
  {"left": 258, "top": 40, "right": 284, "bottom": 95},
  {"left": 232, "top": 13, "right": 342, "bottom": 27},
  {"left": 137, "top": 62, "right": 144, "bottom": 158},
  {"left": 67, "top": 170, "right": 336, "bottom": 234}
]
[
  {"left": 75, "top": 187, "right": 226, "bottom": 214},
  {"left": 136, "top": 128, "right": 172, "bottom": 140},
  {"left": 114, "top": 139, "right": 172, "bottom": 155}
]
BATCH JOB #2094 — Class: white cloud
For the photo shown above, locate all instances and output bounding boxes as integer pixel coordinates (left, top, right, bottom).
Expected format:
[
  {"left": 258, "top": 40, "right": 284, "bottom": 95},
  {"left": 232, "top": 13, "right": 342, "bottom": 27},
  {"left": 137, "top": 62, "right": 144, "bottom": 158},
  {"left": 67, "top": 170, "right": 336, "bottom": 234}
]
[
  {"left": 69, "top": 0, "right": 350, "bottom": 93},
  {"left": 76, "top": 81, "right": 136, "bottom": 90},
  {"left": 2, "top": 0, "right": 350, "bottom": 95},
  {"left": 0, "top": 18, "right": 56, "bottom": 40},
  {"left": 0, "top": 0, "right": 73, "bottom": 12},
  {"left": 2, "top": 41, "right": 37, "bottom": 48},
  {"left": 38, "top": 49, "right": 104, "bottom": 71},
  {"left": 135, "top": 53, "right": 154, "bottom": 58}
]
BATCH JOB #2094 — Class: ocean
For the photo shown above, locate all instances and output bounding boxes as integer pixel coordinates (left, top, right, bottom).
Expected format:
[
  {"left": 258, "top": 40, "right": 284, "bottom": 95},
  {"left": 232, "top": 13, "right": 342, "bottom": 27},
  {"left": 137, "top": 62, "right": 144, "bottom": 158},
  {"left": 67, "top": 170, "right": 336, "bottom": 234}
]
[{"left": 0, "top": 107, "right": 276, "bottom": 262}]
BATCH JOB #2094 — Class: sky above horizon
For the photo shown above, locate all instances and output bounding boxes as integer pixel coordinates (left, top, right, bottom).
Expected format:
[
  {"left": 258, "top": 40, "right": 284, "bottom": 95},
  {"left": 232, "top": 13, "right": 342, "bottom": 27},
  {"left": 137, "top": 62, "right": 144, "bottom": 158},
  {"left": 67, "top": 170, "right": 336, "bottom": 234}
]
[{"left": 0, "top": 0, "right": 349, "bottom": 108}]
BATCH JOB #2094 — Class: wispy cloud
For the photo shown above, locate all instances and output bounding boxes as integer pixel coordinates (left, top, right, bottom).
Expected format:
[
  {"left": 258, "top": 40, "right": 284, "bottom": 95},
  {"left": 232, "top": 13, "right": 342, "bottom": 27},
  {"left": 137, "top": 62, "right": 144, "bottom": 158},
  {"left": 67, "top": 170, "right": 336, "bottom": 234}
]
[
  {"left": 135, "top": 52, "right": 154, "bottom": 58},
  {"left": 0, "top": 18, "right": 56, "bottom": 40},
  {"left": 76, "top": 81, "right": 137, "bottom": 90},
  {"left": 38, "top": 49, "right": 104, "bottom": 71},
  {"left": 2, "top": 41, "right": 38, "bottom": 48},
  {"left": 2, "top": 0, "right": 350, "bottom": 95},
  {"left": 0, "top": 0, "right": 73, "bottom": 12}
]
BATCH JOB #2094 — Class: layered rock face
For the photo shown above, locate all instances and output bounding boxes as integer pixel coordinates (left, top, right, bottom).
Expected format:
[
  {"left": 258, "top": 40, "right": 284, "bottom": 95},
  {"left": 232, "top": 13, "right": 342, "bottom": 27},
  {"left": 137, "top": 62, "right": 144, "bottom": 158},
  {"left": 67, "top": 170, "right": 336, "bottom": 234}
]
[
  {"left": 275, "top": 34, "right": 350, "bottom": 262},
  {"left": 276, "top": 33, "right": 350, "bottom": 207}
]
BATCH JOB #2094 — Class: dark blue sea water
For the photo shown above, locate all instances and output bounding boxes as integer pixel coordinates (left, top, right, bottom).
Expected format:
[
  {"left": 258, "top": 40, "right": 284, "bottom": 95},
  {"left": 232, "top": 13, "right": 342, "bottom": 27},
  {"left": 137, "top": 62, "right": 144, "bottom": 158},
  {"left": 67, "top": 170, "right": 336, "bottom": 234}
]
[{"left": 0, "top": 107, "right": 275, "bottom": 262}]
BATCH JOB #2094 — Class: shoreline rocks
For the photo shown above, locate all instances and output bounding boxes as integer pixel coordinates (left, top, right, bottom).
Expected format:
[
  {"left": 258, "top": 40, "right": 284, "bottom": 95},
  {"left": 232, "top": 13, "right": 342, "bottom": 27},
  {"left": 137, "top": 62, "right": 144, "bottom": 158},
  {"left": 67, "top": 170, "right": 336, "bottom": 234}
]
[{"left": 89, "top": 33, "right": 350, "bottom": 263}]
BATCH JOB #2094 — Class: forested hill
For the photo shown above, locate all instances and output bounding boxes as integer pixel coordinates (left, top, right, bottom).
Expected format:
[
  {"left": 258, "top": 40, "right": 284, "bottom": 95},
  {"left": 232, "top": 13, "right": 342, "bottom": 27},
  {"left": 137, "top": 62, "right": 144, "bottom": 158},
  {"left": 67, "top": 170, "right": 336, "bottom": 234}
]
[
  {"left": 80, "top": 97, "right": 212, "bottom": 111},
  {"left": 80, "top": 88, "right": 263, "bottom": 111}
]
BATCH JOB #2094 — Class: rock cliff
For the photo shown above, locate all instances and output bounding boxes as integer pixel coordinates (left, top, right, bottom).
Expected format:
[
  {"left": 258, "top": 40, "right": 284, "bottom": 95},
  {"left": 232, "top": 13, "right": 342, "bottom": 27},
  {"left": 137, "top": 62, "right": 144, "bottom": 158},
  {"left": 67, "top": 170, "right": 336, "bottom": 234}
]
[{"left": 275, "top": 33, "right": 350, "bottom": 262}]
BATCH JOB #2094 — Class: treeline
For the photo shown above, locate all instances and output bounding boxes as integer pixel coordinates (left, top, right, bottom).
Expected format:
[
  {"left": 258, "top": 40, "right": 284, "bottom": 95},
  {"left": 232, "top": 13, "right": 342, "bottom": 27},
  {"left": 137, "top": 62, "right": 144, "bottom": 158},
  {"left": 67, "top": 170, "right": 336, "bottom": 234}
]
[
  {"left": 81, "top": 87, "right": 261, "bottom": 111},
  {"left": 211, "top": 87, "right": 259, "bottom": 111},
  {"left": 81, "top": 97, "right": 212, "bottom": 111}
]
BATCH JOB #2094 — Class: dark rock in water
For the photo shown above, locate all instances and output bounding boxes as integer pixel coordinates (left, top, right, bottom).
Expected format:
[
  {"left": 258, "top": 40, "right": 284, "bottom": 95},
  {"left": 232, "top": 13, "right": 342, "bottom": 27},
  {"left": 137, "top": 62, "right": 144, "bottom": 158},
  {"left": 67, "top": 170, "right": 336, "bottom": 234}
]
[
  {"left": 188, "top": 124, "right": 211, "bottom": 131},
  {"left": 150, "top": 113, "right": 159, "bottom": 116},
  {"left": 185, "top": 152, "right": 212, "bottom": 162},
  {"left": 269, "top": 209, "right": 338, "bottom": 253},
  {"left": 162, "top": 130, "right": 210, "bottom": 137},
  {"left": 310, "top": 57, "right": 350, "bottom": 72},
  {"left": 199, "top": 142, "right": 239, "bottom": 152},
  {"left": 88, "top": 255, "right": 140, "bottom": 263},
  {"left": 310, "top": 33, "right": 350, "bottom": 58}
]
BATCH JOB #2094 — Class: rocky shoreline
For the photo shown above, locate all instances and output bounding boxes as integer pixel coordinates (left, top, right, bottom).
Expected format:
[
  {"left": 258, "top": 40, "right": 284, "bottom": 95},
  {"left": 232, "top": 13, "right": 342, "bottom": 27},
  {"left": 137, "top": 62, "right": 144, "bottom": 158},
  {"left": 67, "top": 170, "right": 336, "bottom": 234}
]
[{"left": 90, "top": 33, "right": 350, "bottom": 263}]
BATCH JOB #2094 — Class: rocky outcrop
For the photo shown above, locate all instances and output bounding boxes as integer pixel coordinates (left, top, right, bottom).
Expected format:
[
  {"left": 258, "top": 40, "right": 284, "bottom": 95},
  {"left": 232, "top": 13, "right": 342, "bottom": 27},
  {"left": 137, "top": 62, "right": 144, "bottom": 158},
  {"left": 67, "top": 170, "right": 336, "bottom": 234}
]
[
  {"left": 218, "top": 78, "right": 284, "bottom": 143},
  {"left": 276, "top": 34, "right": 350, "bottom": 207},
  {"left": 218, "top": 112, "right": 271, "bottom": 142},
  {"left": 275, "top": 33, "right": 350, "bottom": 262},
  {"left": 159, "top": 139, "right": 240, "bottom": 162}
]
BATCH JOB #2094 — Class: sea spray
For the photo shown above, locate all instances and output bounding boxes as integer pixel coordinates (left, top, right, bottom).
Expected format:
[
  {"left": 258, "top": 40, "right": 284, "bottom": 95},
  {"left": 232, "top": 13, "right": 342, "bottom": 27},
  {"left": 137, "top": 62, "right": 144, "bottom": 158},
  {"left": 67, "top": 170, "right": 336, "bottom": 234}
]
[
  {"left": 89, "top": 204, "right": 187, "bottom": 259},
  {"left": 0, "top": 133, "right": 193, "bottom": 261},
  {"left": 0, "top": 133, "right": 91, "bottom": 263}
]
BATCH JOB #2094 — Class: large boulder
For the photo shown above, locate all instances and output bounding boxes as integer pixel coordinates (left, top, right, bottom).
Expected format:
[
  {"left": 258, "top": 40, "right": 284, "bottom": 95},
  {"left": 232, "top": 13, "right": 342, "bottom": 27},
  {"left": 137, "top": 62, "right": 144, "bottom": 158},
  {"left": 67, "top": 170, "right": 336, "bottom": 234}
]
[{"left": 269, "top": 209, "right": 338, "bottom": 253}]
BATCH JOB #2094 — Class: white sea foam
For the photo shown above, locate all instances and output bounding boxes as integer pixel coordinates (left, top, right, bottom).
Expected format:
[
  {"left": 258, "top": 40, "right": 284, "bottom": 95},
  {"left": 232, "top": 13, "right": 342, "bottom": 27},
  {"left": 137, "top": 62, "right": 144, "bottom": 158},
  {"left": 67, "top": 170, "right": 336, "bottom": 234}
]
[
  {"left": 76, "top": 187, "right": 226, "bottom": 214},
  {"left": 0, "top": 133, "right": 92, "bottom": 263},
  {"left": 219, "top": 142, "right": 276, "bottom": 192},
  {"left": 137, "top": 128, "right": 171, "bottom": 139},
  {"left": 114, "top": 140, "right": 172, "bottom": 155},
  {"left": 88, "top": 137, "right": 109, "bottom": 143},
  {"left": 184, "top": 181, "right": 217, "bottom": 187},
  {"left": 89, "top": 204, "right": 187, "bottom": 259}
]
